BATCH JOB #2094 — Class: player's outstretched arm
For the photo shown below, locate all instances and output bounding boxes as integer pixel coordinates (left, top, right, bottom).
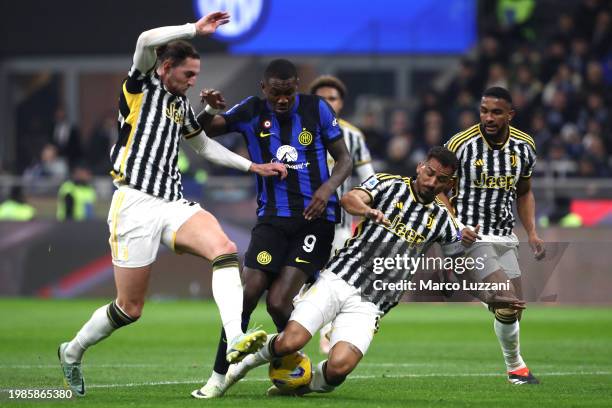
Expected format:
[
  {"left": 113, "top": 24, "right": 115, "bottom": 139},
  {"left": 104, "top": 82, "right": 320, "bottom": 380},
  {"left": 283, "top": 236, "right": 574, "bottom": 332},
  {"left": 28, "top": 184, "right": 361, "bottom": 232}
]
[
  {"left": 185, "top": 132, "right": 287, "bottom": 178},
  {"left": 132, "top": 11, "right": 230, "bottom": 75},
  {"left": 516, "top": 178, "right": 545, "bottom": 260},
  {"left": 340, "top": 190, "right": 390, "bottom": 226}
]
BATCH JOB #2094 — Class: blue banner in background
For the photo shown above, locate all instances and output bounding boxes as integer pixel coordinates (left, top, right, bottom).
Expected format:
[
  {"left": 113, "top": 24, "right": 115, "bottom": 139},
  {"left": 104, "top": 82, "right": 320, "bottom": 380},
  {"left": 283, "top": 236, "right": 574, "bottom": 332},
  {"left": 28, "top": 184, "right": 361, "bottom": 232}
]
[{"left": 194, "top": 0, "right": 476, "bottom": 54}]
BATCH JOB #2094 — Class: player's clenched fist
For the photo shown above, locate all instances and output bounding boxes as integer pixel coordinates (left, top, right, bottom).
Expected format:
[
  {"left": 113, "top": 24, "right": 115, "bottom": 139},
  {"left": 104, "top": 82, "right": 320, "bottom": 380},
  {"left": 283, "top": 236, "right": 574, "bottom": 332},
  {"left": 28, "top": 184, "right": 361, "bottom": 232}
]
[{"left": 200, "top": 89, "right": 226, "bottom": 110}]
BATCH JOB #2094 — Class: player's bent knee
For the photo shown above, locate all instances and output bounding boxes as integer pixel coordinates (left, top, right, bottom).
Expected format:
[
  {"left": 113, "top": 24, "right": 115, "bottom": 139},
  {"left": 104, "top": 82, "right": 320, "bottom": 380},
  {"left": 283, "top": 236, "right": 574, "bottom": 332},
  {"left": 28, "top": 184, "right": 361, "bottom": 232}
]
[
  {"left": 495, "top": 307, "right": 519, "bottom": 324},
  {"left": 212, "top": 240, "right": 237, "bottom": 258},
  {"left": 108, "top": 300, "right": 140, "bottom": 328}
]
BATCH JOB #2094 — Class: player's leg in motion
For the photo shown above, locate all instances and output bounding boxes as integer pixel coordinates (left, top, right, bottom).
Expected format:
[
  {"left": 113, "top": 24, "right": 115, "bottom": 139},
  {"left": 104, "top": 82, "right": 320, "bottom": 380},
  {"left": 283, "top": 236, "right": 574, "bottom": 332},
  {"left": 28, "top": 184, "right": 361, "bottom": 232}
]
[
  {"left": 192, "top": 267, "right": 270, "bottom": 399},
  {"left": 227, "top": 323, "right": 362, "bottom": 396},
  {"left": 59, "top": 264, "right": 149, "bottom": 396},
  {"left": 484, "top": 269, "right": 538, "bottom": 385},
  {"left": 265, "top": 266, "right": 310, "bottom": 331},
  {"left": 174, "top": 210, "right": 266, "bottom": 362},
  {"left": 192, "top": 266, "right": 310, "bottom": 398}
]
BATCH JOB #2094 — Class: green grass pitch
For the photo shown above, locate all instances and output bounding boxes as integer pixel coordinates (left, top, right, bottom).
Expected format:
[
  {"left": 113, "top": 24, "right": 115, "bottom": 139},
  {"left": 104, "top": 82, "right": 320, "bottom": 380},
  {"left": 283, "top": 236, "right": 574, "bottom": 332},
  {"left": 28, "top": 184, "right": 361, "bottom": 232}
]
[{"left": 1, "top": 299, "right": 611, "bottom": 407}]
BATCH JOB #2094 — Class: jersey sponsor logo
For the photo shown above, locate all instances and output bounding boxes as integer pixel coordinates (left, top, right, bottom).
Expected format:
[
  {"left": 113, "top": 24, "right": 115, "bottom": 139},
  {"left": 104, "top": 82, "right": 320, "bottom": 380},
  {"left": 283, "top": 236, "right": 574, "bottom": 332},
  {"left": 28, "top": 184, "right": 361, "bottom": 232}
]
[
  {"left": 256, "top": 251, "right": 272, "bottom": 265},
  {"left": 165, "top": 102, "right": 184, "bottom": 125},
  {"left": 382, "top": 214, "right": 426, "bottom": 248},
  {"left": 259, "top": 131, "right": 274, "bottom": 138},
  {"left": 298, "top": 128, "right": 313, "bottom": 145},
  {"left": 295, "top": 257, "right": 310, "bottom": 264},
  {"left": 272, "top": 145, "right": 310, "bottom": 170},
  {"left": 473, "top": 173, "right": 515, "bottom": 191}
]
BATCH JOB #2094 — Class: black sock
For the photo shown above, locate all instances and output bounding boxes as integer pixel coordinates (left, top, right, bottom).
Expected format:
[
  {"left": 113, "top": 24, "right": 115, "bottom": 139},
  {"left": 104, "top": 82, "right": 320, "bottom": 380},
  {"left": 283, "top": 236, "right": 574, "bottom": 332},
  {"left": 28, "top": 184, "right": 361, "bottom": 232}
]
[{"left": 212, "top": 328, "right": 230, "bottom": 375}]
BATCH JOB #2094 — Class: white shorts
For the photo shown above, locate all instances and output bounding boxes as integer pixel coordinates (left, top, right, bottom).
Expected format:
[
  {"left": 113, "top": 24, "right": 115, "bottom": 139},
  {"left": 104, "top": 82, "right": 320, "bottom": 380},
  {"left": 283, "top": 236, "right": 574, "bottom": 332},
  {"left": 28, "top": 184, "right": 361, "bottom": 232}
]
[
  {"left": 291, "top": 270, "right": 382, "bottom": 355},
  {"left": 465, "top": 234, "right": 521, "bottom": 281},
  {"left": 332, "top": 225, "right": 352, "bottom": 254},
  {"left": 107, "top": 185, "right": 202, "bottom": 268}
]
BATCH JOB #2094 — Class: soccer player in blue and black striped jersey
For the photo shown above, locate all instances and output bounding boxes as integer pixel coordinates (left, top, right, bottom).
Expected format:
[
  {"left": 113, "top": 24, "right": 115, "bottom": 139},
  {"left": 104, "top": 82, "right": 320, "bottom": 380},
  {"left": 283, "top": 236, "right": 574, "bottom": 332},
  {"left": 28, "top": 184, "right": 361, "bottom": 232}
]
[{"left": 193, "top": 59, "right": 352, "bottom": 398}]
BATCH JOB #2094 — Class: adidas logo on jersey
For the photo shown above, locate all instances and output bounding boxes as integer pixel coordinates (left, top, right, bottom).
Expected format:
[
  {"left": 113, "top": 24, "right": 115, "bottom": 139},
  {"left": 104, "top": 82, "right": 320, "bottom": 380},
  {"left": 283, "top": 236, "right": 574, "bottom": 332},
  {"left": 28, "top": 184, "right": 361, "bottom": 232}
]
[{"left": 474, "top": 158, "right": 484, "bottom": 167}]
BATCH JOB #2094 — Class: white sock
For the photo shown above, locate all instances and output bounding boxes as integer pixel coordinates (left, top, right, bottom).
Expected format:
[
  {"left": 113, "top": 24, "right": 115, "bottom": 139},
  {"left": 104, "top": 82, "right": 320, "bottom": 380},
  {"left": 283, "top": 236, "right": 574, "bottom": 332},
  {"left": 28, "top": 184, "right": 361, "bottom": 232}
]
[
  {"left": 494, "top": 319, "right": 526, "bottom": 372},
  {"left": 245, "top": 334, "right": 277, "bottom": 366},
  {"left": 64, "top": 304, "right": 116, "bottom": 363},
  {"left": 307, "top": 360, "right": 335, "bottom": 393},
  {"left": 207, "top": 371, "right": 226, "bottom": 385},
  {"left": 211, "top": 255, "right": 243, "bottom": 341}
]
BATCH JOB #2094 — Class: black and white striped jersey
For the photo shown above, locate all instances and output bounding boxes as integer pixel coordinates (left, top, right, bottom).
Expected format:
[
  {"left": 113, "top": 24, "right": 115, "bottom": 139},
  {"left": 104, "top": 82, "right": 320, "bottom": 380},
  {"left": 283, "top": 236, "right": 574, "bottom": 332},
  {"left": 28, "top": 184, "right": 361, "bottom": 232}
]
[
  {"left": 327, "top": 119, "right": 374, "bottom": 230},
  {"left": 445, "top": 124, "right": 536, "bottom": 236},
  {"left": 110, "top": 66, "right": 201, "bottom": 201},
  {"left": 326, "top": 173, "right": 462, "bottom": 314}
]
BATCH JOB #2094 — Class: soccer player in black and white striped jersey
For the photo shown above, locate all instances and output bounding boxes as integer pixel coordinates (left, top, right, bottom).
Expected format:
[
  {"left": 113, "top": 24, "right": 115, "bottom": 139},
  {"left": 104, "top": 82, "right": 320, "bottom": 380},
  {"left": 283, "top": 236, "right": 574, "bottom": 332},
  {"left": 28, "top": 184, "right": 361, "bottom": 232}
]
[
  {"left": 57, "top": 12, "right": 287, "bottom": 397},
  {"left": 219, "top": 147, "right": 525, "bottom": 396},
  {"left": 439, "top": 87, "right": 545, "bottom": 385},
  {"left": 309, "top": 75, "right": 375, "bottom": 353}
]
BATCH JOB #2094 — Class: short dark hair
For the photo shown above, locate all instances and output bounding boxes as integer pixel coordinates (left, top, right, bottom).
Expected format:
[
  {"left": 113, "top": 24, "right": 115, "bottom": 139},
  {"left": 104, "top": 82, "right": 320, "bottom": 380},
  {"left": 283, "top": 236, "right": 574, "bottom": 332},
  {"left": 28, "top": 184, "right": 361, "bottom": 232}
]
[
  {"left": 309, "top": 75, "right": 347, "bottom": 100},
  {"left": 482, "top": 86, "right": 513, "bottom": 106},
  {"left": 156, "top": 40, "right": 199, "bottom": 67},
  {"left": 264, "top": 59, "right": 298, "bottom": 81},
  {"left": 426, "top": 146, "right": 458, "bottom": 173}
]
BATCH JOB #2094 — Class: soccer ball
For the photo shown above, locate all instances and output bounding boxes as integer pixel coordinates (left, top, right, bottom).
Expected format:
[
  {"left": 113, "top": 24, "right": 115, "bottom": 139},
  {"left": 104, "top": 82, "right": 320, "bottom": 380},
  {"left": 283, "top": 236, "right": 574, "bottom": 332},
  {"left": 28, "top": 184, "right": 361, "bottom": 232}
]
[{"left": 268, "top": 351, "right": 312, "bottom": 391}]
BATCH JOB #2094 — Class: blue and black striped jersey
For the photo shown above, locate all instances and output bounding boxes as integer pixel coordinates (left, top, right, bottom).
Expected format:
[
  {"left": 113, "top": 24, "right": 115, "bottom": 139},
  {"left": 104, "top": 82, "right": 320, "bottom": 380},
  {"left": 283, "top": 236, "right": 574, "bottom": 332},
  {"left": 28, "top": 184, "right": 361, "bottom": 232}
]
[{"left": 223, "top": 94, "right": 342, "bottom": 222}]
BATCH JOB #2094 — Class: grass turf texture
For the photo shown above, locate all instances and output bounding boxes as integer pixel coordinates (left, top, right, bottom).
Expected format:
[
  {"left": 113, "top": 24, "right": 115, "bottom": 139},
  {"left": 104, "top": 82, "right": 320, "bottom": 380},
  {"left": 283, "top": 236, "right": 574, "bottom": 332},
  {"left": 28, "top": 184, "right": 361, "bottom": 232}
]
[{"left": 1, "top": 299, "right": 611, "bottom": 407}]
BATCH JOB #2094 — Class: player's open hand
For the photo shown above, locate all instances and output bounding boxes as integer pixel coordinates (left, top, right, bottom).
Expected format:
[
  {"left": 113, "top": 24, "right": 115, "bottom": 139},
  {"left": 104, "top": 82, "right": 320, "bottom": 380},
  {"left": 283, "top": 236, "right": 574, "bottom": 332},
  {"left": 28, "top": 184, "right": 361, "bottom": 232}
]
[
  {"left": 365, "top": 208, "right": 391, "bottom": 226},
  {"left": 485, "top": 293, "right": 526, "bottom": 310},
  {"left": 528, "top": 233, "right": 545, "bottom": 260},
  {"left": 194, "top": 11, "right": 230, "bottom": 36},
  {"left": 200, "top": 89, "right": 226, "bottom": 110},
  {"left": 303, "top": 185, "right": 333, "bottom": 220},
  {"left": 461, "top": 224, "right": 481, "bottom": 246},
  {"left": 249, "top": 163, "right": 288, "bottom": 179}
]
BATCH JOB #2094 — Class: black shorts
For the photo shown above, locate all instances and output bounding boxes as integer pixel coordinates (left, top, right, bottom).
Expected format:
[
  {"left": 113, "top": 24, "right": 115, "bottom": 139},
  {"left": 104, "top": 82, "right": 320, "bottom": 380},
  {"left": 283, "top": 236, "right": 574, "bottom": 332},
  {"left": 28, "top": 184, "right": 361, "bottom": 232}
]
[{"left": 244, "top": 217, "right": 335, "bottom": 277}]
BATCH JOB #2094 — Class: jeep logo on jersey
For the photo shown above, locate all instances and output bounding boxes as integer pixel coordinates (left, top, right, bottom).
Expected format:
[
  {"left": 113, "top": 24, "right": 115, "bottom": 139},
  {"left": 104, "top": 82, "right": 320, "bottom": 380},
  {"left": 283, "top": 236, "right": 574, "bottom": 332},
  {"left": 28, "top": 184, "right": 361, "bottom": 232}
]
[{"left": 194, "top": 0, "right": 268, "bottom": 42}]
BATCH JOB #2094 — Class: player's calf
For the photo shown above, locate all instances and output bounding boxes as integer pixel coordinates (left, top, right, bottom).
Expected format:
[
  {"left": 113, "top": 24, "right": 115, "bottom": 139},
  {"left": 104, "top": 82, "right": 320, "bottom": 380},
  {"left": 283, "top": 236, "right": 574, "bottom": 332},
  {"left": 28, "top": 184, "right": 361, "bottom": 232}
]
[{"left": 274, "top": 323, "right": 311, "bottom": 355}]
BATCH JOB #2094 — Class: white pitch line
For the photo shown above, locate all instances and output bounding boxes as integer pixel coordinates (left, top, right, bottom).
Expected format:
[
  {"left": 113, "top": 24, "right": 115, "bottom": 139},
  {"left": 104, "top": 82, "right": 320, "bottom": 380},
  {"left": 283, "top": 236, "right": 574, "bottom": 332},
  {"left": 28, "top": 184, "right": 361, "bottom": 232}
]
[
  {"left": 1, "top": 371, "right": 610, "bottom": 393},
  {"left": 83, "top": 371, "right": 611, "bottom": 389}
]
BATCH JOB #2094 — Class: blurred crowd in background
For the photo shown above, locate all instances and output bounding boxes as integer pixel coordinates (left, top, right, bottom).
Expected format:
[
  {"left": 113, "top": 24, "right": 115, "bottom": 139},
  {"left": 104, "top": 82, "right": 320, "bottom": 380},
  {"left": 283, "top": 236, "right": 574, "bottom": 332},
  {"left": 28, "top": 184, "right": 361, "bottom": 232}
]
[{"left": 370, "top": 0, "right": 611, "bottom": 178}]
